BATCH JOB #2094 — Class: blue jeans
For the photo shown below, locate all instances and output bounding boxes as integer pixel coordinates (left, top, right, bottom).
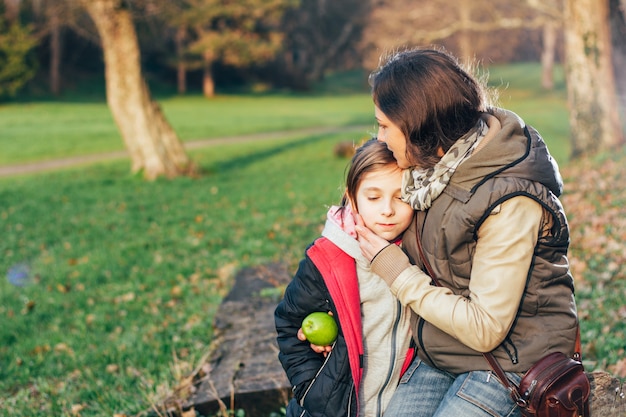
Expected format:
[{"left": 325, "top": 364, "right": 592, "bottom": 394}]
[{"left": 384, "top": 358, "right": 522, "bottom": 417}]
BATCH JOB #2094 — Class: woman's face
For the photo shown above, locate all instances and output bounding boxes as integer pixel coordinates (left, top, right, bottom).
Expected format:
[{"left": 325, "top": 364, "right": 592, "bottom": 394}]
[{"left": 374, "top": 105, "right": 411, "bottom": 168}]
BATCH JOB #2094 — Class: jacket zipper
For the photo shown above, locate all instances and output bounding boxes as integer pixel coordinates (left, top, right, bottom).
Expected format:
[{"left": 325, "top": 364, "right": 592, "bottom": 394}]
[
  {"left": 522, "top": 359, "right": 569, "bottom": 399},
  {"left": 375, "top": 299, "right": 403, "bottom": 416},
  {"left": 299, "top": 346, "right": 334, "bottom": 406},
  {"left": 347, "top": 381, "right": 355, "bottom": 416},
  {"left": 502, "top": 336, "right": 519, "bottom": 364}
]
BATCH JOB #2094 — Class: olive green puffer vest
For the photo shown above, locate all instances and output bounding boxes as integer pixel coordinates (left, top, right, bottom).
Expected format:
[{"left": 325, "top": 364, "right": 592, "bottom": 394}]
[{"left": 402, "top": 109, "right": 578, "bottom": 373}]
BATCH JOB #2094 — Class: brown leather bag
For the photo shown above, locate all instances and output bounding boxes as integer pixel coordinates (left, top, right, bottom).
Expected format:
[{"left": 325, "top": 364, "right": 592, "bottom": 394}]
[
  {"left": 413, "top": 218, "right": 591, "bottom": 416},
  {"left": 484, "top": 349, "right": 590, "bottom": 417}
]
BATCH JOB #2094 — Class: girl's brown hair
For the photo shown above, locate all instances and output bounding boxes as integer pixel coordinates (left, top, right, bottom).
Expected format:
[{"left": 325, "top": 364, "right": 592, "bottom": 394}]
[{"left": 341, "top": 138, "right": 398, "bottom": 212}]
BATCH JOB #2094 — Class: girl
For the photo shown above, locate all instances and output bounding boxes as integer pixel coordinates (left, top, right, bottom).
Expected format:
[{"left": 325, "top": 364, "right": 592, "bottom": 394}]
[{"left": 275, "top": 139, "right": 414, "bottom": 417}]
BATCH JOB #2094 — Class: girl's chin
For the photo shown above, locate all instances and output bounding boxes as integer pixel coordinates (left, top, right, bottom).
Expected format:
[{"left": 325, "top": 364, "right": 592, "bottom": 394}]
[{"left": 375, "top": 230, "right": 401, "bottom": 241}]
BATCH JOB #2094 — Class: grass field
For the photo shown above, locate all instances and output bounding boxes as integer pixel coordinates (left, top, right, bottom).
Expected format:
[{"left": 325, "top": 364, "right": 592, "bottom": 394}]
[
  {"left": 1, "top": 64, "right": 624, "bottom": 417},
  {"left": 0, "top": 134, "right": 352, "bottom": 416},
  {"left": 0, "top": 63, "right": 570, "bottom": 167},
  {"left": 0, "top": 94, "right": 374, "bottom": 166}
]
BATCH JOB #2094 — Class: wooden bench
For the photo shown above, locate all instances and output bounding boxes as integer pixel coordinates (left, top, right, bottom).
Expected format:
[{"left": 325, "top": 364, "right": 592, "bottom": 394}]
[{"left": 182, "top": 263, "right": 291, "bottom": 416}]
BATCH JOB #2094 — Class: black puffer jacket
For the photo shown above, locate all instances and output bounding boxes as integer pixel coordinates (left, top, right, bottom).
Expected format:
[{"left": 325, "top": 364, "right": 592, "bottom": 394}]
[{"left": 275, "top": 241, "right": 359, "bottom": 417}]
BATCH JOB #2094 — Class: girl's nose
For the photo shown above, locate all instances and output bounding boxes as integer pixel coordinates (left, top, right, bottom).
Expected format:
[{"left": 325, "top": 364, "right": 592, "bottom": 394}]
[{"left": 381, "top": 200, "right": 394, "bottom": 216}]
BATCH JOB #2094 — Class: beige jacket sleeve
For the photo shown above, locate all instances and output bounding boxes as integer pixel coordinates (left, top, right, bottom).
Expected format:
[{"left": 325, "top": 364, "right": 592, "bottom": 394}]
[{"left": 371, "top": 196, "right": 543, "bottom": 352}]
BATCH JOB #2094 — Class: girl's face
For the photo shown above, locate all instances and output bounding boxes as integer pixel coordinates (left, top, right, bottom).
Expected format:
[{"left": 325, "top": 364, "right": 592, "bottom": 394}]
[
  {"left": 353, "top": 164, "right": 414, "bottom": 242},
  {"left": 375, "top": 105, "right": 411, "bottom": 168}
]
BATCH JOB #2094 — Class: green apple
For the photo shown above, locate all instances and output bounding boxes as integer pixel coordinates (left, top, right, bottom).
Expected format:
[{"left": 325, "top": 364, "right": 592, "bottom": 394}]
[{"left": 301, "top": 312, "right": 338, "bottom": 346}]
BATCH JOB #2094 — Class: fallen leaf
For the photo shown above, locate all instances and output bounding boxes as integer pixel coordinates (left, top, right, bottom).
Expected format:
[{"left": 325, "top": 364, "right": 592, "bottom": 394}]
[
  {"left": 70, "top": 403, "right": 85, "bottom": 415},
  {"left": 181, "top": 408, "right": 196, "bottom": 417},
  {"left": 609, "top": 357, "right": 626, "bottom": 378}
]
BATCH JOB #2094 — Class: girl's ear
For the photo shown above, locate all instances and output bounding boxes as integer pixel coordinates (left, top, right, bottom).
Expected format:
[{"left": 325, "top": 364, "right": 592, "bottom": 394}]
[
  {"left": 347, "top": 197, "right": 357, "bottom": 214},
  {"left": 354, "top": 212, "right": 365, "bottom": 228}
]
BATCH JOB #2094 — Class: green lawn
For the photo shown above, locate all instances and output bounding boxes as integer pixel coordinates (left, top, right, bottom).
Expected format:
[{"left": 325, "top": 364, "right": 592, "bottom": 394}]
[
  {"left": 0, "top": 94, "right": 375, "bottom": 166},
  {"left": 4, "top": 64, "right": 620, "bottom": 417},
  {"left": 0, "top": 63, "right": 571, "bottom": 167},
  {"left": 0, "top": 134, "right": 352, "bottom": 416}
]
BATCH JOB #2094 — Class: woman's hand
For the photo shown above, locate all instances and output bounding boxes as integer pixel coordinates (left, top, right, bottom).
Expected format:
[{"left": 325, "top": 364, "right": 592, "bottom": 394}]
[
  {"left": 354, "top": 213, "right": 391, "bottom": 262},
  {"left": 297, "top": 327, "right": 333, "bottom": 357}
]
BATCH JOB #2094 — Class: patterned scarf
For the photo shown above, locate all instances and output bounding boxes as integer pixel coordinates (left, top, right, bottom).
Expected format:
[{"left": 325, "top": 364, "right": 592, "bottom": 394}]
[{"left": 402, "top": 119, "right": 488, "bottom": 211}]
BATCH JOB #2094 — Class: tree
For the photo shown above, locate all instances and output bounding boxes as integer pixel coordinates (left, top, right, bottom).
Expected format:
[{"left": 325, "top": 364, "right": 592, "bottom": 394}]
[
  {"left": 174, "top": 25, "right": 187, "bottom": 94},
  {"left": 132, "top": 1, "right": 194, "bottom": 94},
  {"left": 0, "top": 16, "right": 38, "bottom": 98},
  {"left": 524, "top": 0, "right": 563, "bottom": 90},
  {"left": 362, "top": 0, "right": 548, "bottom": 67},
  {"left": 540, "top": 20, "right": 558, "bottom": 90},
  {"left": 280, "top": 0, "right": 371, "bottom": 85},
  {"left": 176, "top": 0, "right": 298, "bottom": 97},
  {"left": 610, "top": 0, "right": 626, "bottom": 129},
  {"left": 4, "top": 0, "right": 20, "bottom": 21},
  {"left": 563, "top": 0, "right": 624, "bottom": 157},
  {"left": 30, "top": 0, "right": 72, "bottom": 96},
  {"left": 76, "top": 0, "right": 195, "bottom": 180}
]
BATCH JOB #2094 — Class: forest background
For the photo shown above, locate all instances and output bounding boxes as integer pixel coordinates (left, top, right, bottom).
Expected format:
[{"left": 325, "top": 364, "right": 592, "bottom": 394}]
[{"left": 1, "top": 0, "right": 626, "bottom": 416}]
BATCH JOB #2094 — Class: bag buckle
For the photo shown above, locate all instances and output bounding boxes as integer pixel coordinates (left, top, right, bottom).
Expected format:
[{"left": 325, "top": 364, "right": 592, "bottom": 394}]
[
  {"left": 515, "top": 398, "right": 528, "bottom": 408},
  {"left": 508, "top": 387, "right": 527, "bottom": 408}
]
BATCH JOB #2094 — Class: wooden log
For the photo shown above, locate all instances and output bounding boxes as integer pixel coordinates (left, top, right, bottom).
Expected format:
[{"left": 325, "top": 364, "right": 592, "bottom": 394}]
[
  {"left": 182, "top": 263, "right": 292, "bottom": 416},
  {"left": 588, "top": 370, "right": 625, "bottom": 416}
]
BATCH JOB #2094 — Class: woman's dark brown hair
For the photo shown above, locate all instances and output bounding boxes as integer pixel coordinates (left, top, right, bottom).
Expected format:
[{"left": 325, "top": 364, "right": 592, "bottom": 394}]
[{"left": 370, "top": 48, "right": 486, "bottom": 169}]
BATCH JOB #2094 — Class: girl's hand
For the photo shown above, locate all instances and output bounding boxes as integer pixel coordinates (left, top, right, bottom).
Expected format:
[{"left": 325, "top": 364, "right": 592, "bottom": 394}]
[
  {"left": 354, "top": 212, "right": 391, "bottom": 261},
  {"left": 297, "top": 328, "right": 333, "bottom": 357}
]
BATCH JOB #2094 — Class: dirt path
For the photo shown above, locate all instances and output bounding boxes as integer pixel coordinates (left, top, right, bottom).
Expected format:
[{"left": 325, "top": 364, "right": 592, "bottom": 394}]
[{"left": 0, "top": 125, "right": 369, "bottom": 178}]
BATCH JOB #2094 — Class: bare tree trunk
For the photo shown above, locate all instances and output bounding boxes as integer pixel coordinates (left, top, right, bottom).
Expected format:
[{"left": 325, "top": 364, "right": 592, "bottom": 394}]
[
  {"left": 308, "top": 21, "right": 354, "bottom": 82},
  {"left": 541, "top": 21, "right": 557, "bottom": 90},
  {"left": 176, "top": 26, "right": 187, "bottom": 94},
  {"left": 4, "top": 0, "right": 20, "bottom": 22},
  {"left": 49, "top": 10, "right": 61, "bottom": 96},
  {"left": 611, "top": 0, "right": 626, "bottom": 134},
  {"left": 457, "top": 2, "right": 473, "bottom": 64},
  {"left": 79, "top": 0, "right": 195, "bottom": 180},
  {"left": 203, "top": 50, "right": 215, "bottom": 97},
  {"left": 563, "top": 0, "right": 624, "bottom": 157}
]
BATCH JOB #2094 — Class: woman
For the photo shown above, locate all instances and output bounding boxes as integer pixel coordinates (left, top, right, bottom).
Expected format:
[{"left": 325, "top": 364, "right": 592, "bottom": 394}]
[{"left": 354, "top": 48, "right": 580, "bottom": 417}]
